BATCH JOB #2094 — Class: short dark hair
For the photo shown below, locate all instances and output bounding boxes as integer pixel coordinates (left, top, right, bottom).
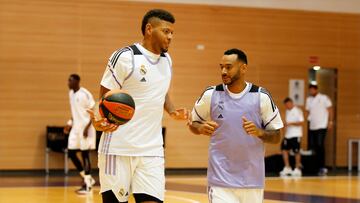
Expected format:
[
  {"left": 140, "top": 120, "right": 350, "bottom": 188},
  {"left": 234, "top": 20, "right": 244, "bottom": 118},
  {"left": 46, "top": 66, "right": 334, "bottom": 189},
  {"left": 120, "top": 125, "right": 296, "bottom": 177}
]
[
  {"left": 309, "top": 84, "right": 318, "bottom": 89},
  {"left": 141, "top": 9, "right": 175, "bottom": 35},
  {"left": 224, "top": 48, "right": 248, "bottom": 64},
  {"left": 283, "top": 97, "right": 293, "bottom": 103},
  {"left": 70, "top": 74, "right": 80, "bottom": 82}
]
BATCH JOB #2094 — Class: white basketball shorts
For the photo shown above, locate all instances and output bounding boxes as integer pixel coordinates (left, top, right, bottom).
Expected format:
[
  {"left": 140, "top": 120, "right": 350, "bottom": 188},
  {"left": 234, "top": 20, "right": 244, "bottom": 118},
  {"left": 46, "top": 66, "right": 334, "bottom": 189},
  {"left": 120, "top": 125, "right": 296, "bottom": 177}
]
[
  {"left": 98, "top": 154, "right": 165, "bottom": 202},
  {"left": 208, "top": 186, "right": 264, "bottom": 203},
  {"left": 68, "top": 126, "right": 96, "bottom": 150}
]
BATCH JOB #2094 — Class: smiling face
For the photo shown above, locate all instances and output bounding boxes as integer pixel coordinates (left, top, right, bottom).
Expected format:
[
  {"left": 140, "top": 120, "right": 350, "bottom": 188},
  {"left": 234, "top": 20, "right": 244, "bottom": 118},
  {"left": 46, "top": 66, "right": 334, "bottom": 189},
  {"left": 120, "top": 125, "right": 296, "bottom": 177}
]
[{"left": 220, "top": 54, "right": 246, "bottom": 85}]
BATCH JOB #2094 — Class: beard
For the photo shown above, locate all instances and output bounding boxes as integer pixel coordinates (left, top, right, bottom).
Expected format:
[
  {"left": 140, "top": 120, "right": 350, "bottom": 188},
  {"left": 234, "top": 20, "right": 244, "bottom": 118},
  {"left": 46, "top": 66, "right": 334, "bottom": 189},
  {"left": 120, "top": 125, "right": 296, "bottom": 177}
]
[
  {"left": 161, "top": 47, "right": 168, "bottom": 53},
  {"left": 222, "top": 72, "right": 240, "bottom": 85}
]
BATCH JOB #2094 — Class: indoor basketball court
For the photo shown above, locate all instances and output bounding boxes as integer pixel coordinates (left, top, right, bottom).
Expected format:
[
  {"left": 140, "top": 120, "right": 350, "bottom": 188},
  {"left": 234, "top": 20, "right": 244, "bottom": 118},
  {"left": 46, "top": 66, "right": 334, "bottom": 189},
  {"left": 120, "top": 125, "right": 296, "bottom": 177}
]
[{"left": 1, "top": 0, "right": 360, "bottom": 203}]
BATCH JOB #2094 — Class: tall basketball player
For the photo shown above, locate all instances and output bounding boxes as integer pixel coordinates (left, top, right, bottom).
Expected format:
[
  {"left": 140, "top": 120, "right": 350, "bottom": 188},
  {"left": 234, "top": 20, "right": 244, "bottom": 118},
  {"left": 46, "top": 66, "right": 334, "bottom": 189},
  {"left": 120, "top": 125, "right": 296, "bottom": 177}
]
[
  {"left": 88, "top": 9, "right": 188, "bottom": 203},
  {"left": 65, "top": 74, "right": 96, "bottom": 194},
  {"left": 188, "top": 49, "right": 283, "bottom": 202}
]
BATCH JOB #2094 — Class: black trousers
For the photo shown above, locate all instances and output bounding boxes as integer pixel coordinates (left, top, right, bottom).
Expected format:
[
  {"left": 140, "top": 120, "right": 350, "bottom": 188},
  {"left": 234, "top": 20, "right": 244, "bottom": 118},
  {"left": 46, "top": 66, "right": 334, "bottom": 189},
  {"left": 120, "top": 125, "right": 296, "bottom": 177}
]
[{"left": 308, "top": 128, "right": 327, "bottom": 169}]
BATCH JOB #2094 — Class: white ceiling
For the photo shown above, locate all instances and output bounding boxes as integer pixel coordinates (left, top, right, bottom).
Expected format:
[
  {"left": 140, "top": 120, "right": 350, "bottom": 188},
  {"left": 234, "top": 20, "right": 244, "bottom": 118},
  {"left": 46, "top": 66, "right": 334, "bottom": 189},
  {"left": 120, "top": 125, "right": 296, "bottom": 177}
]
[{"left": 132, "top": 0, "right": 360, "bottom": 14}]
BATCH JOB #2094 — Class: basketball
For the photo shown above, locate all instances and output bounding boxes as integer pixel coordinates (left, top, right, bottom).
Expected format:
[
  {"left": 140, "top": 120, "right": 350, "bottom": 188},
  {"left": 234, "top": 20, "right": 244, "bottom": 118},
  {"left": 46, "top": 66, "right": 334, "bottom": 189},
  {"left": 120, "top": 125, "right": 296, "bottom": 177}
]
[{"left": 99, "top": 89, "right": 135, "bottom": 125}]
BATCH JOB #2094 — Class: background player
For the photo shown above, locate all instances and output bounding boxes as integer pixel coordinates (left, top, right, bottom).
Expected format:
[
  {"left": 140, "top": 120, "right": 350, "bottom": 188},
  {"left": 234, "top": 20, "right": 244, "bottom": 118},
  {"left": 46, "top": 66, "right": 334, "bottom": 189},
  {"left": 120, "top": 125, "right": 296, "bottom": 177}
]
[
  {"left": 88, "top": 9, "right": 188, "bottom": 203},
  {"left": 306, "top": 84, "right": 333, "bottom": 176},
  {"left": 64, "top": 73, "right": 96, "bottom": 194},
  {"left": 280, "top": 97, "right": 304, "bottom": 177},
  {"left": 188, "top": 49, "right": 283, "bottom": 203}
]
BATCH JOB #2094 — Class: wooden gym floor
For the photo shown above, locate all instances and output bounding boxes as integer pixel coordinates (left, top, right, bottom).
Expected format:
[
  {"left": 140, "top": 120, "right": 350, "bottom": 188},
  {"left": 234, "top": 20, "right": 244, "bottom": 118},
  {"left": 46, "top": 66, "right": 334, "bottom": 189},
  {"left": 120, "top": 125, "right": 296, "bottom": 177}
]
[{"left": 0, "top": 172, "right": 359, "bottom": 203}]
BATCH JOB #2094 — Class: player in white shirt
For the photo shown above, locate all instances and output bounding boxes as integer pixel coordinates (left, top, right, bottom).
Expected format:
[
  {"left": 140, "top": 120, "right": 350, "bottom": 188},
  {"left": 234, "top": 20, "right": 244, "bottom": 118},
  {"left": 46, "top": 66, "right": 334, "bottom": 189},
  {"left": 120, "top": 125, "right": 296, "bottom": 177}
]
[
  {"left": 64, "top": 74, "right": 96, "bottom": 194},
  {"left": 279, "top": 97, "right": 304, "bottom": 177},
  {"left": 305, "top": 84, "right": 333, "bottom": 176},
  {"left": 88, "top": 9, "right": 188, "bottom": 203}
]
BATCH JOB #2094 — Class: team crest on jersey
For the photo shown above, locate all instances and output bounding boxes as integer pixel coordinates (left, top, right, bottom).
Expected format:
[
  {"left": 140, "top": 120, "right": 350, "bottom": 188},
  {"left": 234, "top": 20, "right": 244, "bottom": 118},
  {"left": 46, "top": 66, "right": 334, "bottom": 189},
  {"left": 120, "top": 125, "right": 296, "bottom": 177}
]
[
  {"left": 118, "top": 188, "right": 127, "bottom": 196},
  {"left": 218, "top": 101, "right": 224, "bottom": 110},
  {"left": 140, "top": 65, "right": 147, "bottom": 75}
]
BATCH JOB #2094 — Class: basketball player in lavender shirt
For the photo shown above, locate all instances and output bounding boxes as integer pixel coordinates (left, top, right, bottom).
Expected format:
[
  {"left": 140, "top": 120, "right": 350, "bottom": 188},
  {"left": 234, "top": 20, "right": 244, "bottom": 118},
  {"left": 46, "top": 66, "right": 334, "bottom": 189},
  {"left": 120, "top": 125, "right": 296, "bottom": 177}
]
[{"left": 189, "top": 49, "right": 284, "bottom": 202}]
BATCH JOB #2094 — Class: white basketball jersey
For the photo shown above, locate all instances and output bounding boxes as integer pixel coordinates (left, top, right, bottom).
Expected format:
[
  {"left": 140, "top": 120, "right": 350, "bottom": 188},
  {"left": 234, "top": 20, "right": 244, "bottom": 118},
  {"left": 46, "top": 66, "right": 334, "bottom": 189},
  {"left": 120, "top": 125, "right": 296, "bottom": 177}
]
[
  {"left": 69, "top": 87, "right": 96, "bottom": 132},
  {"left": 99, "top": 43, "right": 172, "bottom": 156}
]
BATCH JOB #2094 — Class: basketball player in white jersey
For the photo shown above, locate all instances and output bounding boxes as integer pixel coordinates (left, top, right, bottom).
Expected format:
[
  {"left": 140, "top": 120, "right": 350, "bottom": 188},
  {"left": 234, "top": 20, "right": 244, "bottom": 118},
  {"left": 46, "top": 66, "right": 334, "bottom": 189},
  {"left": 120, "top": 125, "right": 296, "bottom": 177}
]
[
  {"left": 88, "top": 9, "right": 188, "bottom": 203},
  {"left": 64, "top": 74, "right": 96, "bottom": 194}
]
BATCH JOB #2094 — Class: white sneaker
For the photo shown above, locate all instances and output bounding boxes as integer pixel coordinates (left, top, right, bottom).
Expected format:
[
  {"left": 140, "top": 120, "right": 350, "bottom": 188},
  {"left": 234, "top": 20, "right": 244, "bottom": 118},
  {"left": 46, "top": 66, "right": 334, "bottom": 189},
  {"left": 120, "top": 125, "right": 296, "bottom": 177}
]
[
  {"left": 280, "top": 167, "right": 292, "bottom": 177},
  {"left": 76, "top": 184, "right": 92, "bottom": 195},
  {"left": 292, "top": 168, "right": 302, "bottom": 177},
  {"left": 84, "top": 175, "right": 96, "bottom": 187},
  {"left": 318, "top": 168, "right": 328, "bottom": 176}
]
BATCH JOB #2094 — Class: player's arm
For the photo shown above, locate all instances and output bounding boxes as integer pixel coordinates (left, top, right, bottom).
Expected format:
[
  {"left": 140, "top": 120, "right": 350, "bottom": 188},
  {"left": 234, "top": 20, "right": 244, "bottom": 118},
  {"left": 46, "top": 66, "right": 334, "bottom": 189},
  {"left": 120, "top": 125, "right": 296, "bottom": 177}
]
[
  {"left": 164, "top": 92, "right": 189, "bottom": 120},
  {"left": 304, "top": 97, "right": 310, "bottom": 122},
  {"left": 88, "top": 86, "right": 118, "bottom": 132},
  {"left": 242, "top": 116, "right": 281, "bottom": 143},
  {"left": 287, "top": 109, "right": 304, "bottom": 126},
  {"left": 243, "top": 88, "right": 283, "bottom": 144},
  {"left": 188, "top": 87, "right": 218, "bottom": 136},
  {"left": 64, "top": 118, "right": 72, "bottom": 134},
  {"left": 327, "top": 106, "right": 334, "bottom": 127},
  {"left": 189, "top": 120, "right": 218, "bottom": 136},
  {"left": 83, "top": 119, "right": 92, "bottom": 138},
  {"left": 88, "top": 50, "right": 131, "bottom": 132},
  {"left": 326, "top": 96, "right": 334, "bottom": 129},
  {"left": 84, "top": 94, "right": 96, "bottom": 137},
  {"left": 287, "top": 111, "right": 304, "bottom": 126}
]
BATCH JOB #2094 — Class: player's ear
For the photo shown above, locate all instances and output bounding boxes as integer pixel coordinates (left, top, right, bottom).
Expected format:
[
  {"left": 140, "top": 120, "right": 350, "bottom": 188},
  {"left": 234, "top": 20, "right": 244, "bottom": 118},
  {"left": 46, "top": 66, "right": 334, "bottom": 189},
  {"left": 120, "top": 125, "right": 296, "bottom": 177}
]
[
  {"left": 145, "top": 23, "right": 153, "bottom": 36},
  {"left": 241, "top": 63, "right": 248, "bottom": 74}
]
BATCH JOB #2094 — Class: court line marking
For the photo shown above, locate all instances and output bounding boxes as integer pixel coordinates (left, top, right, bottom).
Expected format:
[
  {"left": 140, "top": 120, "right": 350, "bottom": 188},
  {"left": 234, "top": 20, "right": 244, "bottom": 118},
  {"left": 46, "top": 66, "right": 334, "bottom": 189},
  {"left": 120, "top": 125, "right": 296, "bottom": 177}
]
[
  {"left": 166, "top": 195, "right": 200, "bottom": 203},
  {"left": 265, "top": 176, "right": 360, "bottom": 180},
  {"left": 167, "top": 175, "right": 360, "bottom": 181}
]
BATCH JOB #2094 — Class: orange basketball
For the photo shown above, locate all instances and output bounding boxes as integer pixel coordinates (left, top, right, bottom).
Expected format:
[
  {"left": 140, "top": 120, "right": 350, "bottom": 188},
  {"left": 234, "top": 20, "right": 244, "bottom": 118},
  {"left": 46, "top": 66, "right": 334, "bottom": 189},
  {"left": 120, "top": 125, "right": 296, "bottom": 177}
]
[{"left": 99, "top": 89, "right": 135, "bottom": 125}]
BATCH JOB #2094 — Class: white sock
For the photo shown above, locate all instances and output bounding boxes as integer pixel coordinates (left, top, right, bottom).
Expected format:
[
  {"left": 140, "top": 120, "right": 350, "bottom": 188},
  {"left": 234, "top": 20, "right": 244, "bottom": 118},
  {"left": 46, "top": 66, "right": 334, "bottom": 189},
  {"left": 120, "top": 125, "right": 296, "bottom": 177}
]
[{"left": 79, "top": 170, "right": 85, "bottom": 178}]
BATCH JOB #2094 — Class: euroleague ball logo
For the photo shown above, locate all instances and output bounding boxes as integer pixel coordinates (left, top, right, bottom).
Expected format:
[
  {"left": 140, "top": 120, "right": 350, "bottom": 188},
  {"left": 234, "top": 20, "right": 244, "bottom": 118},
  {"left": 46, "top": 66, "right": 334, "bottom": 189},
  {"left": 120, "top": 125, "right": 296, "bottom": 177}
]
[{"left": 114, "top": 104, "right": 135, "bottom": 119}]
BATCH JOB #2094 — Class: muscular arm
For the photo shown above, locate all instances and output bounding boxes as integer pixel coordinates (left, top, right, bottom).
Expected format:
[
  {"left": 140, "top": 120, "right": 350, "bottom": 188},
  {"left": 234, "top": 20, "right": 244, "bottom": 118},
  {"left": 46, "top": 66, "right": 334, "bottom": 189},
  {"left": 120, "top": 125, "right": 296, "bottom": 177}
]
[
  {"left": 242, "top": 117, "right": 281, "bottom": 144},
  {"left": 87, "top": 85, "right": 118, "bottom": 132},
  {"left": 286, "top": 121, "right": 304, "bottom": 126},
  {"left": 257, "top": 129, "right": 281, "bottom": 144},
  {"left": 164, "top": 92, "right": 189, "bottom": 120},
  {"left": 164, "top": 93, "right": 176, "bottom": 114},
  {"left": 188, "top": 120, "right": 218, "bottom": 136},
  {"left": 99, "top": 86, "right": 110, "bottom": 99}
]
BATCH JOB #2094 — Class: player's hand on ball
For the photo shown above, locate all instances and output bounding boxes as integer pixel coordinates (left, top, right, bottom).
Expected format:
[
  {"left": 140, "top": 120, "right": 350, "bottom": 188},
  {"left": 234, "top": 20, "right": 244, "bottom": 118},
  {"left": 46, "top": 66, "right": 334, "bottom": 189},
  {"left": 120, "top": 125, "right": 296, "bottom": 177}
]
[
  {"left": 170, "top": 108, "right": 190, "bottom": 120},
  {"left": 198, "top": 121, "right": 219, "bottom": 136},
  {"left": 242, "top": 116, "right": 263, "bottom": 137},
  {"left": 87, "top": 109, "right": 119, "bottom": 133}
]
